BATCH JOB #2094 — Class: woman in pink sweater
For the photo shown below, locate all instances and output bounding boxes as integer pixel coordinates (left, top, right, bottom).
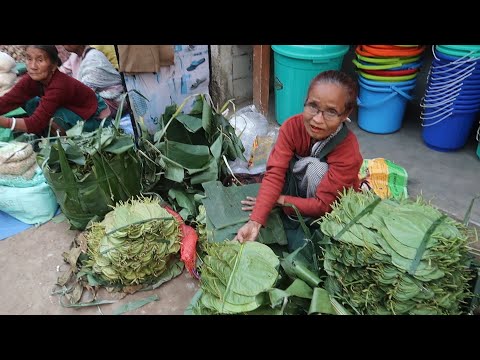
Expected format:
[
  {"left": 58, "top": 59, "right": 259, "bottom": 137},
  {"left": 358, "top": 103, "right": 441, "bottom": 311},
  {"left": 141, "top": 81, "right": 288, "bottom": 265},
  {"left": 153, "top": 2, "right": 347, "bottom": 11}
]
[
  {"left": 234, "top": 70, "right": 363, "bottom": 250},
  {"left": 0, "top": 45, "right": 111, "bottom": 135}
]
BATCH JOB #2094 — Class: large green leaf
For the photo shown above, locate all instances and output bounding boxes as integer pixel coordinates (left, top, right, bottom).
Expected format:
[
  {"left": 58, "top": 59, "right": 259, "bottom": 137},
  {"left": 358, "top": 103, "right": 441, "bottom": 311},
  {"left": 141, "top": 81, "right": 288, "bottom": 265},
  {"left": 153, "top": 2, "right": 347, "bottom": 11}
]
[
  {"left": 308, "top": 288, "right": 351, "bottom": 315},
  {"left": 205, "top": 213, "right": 241, "bottom": 243},
  {"left": 210, "top": 133, "right": 222, "bottom": 160},
  {"left": 285, "top": 279, "right": 314, "bottom": 299},
  {"left": 190, "top": 96, "right": 204, "bottom": 115},
  {"left": 257, "top": 209, "right": 288, "bottom": 246},
  {"left": 202, "top": 181, "right": 260, "bottom": 229},
  {"left": 268, "top": 288, "right": 290, "bottom": 308},
  {"left": 202, "top": 266, "right": 262, "bottom": 306},
  {"left": 280, "top": 243, "right": 321, "bottom": 288},
  {"left": 112, "top": 295, "right": 159, "bottom": 315},
  {"left": 103, "top": 136, "right": 135, "bottom": 154},
  {"left": 65, "top": 121, "right": 85, "bottom": 137},
  {"left": 190, "top": 158, "right": 218, "bottom": 185},
  {"left": 202, "top": 97, "right": 212, "bottom": 135},
  {"left": 168, "top": 188, "right": 197, "bottom": 216},
  {"left": 200, "top": 291, "right": 264, "bottom": 314},
  {"left": 64, "top": 143, "right": 86, "bottom": 165},
  {"left": 175, "top": 114, "right": 203, "bottom": 133},
  {"left": 227, "top": 242, "right": 279, "bottom": 297},
  {"left": 158, "top": 141, "right": 210, "bottom": 170},
  {"left": 161, "top": 156, "right": 185, "bottom": 183}
]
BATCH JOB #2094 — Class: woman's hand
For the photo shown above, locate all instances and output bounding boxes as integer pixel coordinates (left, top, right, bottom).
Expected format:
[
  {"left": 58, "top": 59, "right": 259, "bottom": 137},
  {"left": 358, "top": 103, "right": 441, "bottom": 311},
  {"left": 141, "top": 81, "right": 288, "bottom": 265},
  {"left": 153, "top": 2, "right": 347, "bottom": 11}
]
[
  {"left": 234, "top": 220, "right": 262, "bottom": 243},
  {"left": 240, "top": 196, "right": 256, "bottom": 211},
  {"left": 0, "top": 116, "right": 12, "bottom": 129},
  {"left": 0, "top": 116, "right": 27, "bottom": 132}
]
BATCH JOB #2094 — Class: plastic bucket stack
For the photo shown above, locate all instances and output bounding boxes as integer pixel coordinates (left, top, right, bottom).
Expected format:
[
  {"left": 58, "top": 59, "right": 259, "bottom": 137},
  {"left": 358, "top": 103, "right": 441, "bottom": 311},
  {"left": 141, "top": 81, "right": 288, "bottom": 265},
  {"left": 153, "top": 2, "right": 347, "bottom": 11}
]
[
  {"left": 353, "top": 45, "right": 426, "bottom": 134},
  {"left": 421, "top": 45, "right": 480, "bottom": 152},
  {"left": 271, "top": 45, "right": 350, "bottom": 125}
]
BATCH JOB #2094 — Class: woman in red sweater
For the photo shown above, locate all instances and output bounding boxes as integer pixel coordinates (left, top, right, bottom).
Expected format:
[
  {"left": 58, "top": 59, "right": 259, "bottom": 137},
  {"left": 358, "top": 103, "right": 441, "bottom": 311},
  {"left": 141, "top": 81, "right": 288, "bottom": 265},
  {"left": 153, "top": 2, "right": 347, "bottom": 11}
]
[
  {"left": 234, "top": 70, "right": 363, "bottom": 249},
  {"left": 0, "top": 45, "right": 111, "bottom": 135}
]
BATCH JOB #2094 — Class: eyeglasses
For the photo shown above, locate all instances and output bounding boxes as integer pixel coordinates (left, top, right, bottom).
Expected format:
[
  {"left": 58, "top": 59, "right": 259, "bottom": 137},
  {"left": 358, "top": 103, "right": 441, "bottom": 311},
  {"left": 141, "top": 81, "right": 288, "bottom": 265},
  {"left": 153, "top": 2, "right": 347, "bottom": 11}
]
[{"left": 303, "top": 102, "right": 344, "bottom": 121}]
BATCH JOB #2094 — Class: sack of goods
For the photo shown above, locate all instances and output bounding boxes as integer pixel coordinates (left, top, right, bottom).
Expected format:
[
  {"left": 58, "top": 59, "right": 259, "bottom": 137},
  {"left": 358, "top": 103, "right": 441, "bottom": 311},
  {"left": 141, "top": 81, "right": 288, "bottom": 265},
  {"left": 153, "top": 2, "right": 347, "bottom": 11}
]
[
  {"left": 0, "top": 51, "right": 18, "bottom": 96},
  {"left": 0, "top": 142, "right": 58, "bottom": 224}
]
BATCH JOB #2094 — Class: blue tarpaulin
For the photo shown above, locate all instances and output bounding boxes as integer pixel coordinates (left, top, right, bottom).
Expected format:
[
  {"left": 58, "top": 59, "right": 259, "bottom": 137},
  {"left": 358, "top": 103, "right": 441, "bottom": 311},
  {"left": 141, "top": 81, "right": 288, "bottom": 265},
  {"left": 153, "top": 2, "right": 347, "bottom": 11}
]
[{"left": 0, "top": 210, "right": 33, "bottom": 241}]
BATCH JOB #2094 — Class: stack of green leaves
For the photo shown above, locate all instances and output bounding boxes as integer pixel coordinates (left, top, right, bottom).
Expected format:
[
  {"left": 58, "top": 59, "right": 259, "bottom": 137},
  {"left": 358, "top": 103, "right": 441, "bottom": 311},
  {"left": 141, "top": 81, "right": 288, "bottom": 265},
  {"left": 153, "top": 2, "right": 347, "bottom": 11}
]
[
  {"left": 191, "top": 241, "right": 280, "bottom": 314},
  {"left": 320, "top": 189, "right": 474, "bottom": 315},
  {"left": 38, "top": 121, "right": 142, "bottom": 230},
  {"left": 81, "top": 197, "right": 182, "bottom": 286},
  {"left": 141, "top": 95, "right": 245, "bottom": 221}
]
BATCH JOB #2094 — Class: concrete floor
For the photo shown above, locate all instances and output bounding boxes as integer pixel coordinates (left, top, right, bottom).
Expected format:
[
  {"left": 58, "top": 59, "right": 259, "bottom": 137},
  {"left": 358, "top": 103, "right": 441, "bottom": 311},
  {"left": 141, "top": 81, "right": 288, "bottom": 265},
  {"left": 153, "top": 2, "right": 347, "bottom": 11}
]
[
  {"left": 1, "top": 46, "right": 479, "bottom": 315},
  {"left": 0, "top": 219, "right": 199, "bottom": 315}
]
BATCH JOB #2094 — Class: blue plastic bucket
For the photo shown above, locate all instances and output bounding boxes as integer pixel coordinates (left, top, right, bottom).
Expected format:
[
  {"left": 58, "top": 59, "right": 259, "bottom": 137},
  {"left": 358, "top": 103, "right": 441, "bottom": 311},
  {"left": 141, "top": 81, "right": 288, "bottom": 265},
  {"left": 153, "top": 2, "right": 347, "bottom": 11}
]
[
  {"left": 358, "top": 75, "right": 417, "bottom": 88},
  {"left": 434, "top": 47, "right": 480, "bottom": 62},
  {"left": 272, "top": 45, "right": 350, "bottom": 124},
  {"left": 422, "top": 109, "right": 479, "bottom": 151},
  {"left": 423, "top": 102, "right": 480, "bottom": 114},
  {"left": 357, "top": 81, "right": 415, "bottom": 134}
]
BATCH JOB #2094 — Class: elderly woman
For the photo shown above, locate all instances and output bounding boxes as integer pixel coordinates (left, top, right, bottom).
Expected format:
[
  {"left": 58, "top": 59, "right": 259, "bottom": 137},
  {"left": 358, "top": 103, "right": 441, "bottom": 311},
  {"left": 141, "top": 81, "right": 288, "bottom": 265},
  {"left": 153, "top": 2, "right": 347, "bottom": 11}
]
[
  {"left": 0, "top": 45, "right": 111, "bottom": 135},
  {"left": 234, "top": 70, "right": 363, "bottom": 251}
]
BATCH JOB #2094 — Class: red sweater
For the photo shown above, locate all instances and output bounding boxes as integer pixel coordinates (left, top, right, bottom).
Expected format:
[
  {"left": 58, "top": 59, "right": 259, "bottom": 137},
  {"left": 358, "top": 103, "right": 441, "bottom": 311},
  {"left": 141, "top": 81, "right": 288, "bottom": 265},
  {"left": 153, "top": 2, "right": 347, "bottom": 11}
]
[
  {"left": 0, "top": 70, "right": 98, "bottom": 134},
  {"left": 250, "top": 114, "right": 363, "bottom": 226}
]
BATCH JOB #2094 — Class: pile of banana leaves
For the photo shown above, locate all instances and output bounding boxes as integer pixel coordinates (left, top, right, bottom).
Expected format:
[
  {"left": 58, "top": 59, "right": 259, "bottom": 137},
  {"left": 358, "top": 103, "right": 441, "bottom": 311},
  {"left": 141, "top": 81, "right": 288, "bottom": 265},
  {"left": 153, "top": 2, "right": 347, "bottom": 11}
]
[
  {"left": 38, "top": 120, "right": 142, "bottom": 230},
  {"left": 319, "top": 188, "right": 475, "bottom": 315},
  {"left": 137, "top": 95, "right": 245, "bottom": 222}
]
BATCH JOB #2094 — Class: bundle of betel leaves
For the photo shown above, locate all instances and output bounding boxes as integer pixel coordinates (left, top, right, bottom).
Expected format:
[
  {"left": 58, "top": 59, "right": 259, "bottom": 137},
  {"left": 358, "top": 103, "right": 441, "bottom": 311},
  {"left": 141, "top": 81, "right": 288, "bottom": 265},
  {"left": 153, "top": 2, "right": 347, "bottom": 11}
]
[
  {"left": 53, "top": 196, "right": 186, "bottom": 306},
  {"left": 319, "top": 188, "right": 475, "bottom": 315},
  {"left": 188, "top": 240, "right": 280, "bottom": 314},
  {"left": 81, "top": 196, "right": 182, "bottom": 286}
]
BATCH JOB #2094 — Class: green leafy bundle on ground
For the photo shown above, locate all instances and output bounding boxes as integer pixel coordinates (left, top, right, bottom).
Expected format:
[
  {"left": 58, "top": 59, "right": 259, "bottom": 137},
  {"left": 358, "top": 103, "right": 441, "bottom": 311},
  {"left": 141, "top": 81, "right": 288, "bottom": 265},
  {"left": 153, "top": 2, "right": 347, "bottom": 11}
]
[
  {"left": 319, "top": 189, "right": 474, "bottom": 315},
  {"left": 190, "top": 241, "right": 279, "bottom": 314},
  {"left": 81, "top": 197, "right": 182, "bottom": 286},
  {"left": 39, "top": 121, "right": 142, "bottom": 230}
]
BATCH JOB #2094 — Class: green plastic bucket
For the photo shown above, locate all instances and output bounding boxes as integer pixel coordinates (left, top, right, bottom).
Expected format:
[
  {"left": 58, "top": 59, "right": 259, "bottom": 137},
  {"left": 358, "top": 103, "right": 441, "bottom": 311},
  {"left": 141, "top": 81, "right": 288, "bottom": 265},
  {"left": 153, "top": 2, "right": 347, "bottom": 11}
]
[{"left": 272, "top": 45, "right": 350, "bottom": 124}]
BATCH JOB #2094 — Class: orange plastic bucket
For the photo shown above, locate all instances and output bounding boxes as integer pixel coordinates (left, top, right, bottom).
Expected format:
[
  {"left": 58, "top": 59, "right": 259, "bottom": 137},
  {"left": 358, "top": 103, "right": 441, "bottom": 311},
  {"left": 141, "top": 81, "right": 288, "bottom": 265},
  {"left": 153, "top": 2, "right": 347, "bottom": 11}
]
[{"left": 357, "top": 45, "right": 425, "bottom": 58}]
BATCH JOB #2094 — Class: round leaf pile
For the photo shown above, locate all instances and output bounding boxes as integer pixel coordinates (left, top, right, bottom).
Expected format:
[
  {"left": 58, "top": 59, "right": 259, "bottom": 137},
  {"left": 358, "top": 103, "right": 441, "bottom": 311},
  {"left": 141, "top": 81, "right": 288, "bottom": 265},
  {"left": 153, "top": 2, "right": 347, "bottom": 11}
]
[{"left": 83, "top": 197, "right": 182, "bottom": 286}]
